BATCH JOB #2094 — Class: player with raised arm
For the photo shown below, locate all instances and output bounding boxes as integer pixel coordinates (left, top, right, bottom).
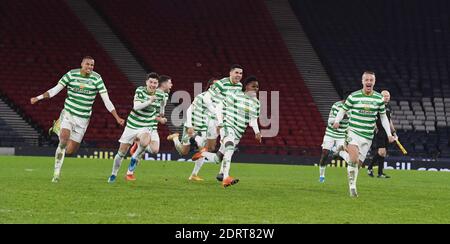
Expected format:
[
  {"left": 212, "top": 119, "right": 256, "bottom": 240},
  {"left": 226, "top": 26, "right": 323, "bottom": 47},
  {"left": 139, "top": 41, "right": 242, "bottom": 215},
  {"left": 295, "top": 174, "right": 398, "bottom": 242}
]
[
  {"left": 30, "top": 56, "right": 125, "bottom": 182},
  {"left": 203, "top": 78, "right": 222, "bottom": 152},
  {"left": 196, "top": 76, "right": 262, "bottom": 187},
  {"left": 185, "top": 65, "right": 243, "bottom": 179},
  {"left": 167, "top": 78, "right": 219, "bottom": 181},
  {"left": 203, "top": 65, "right": 244, "bottom": 112},
  {"left": 201, "top": 64, "right": 244, "bottom": 136},
  {"left": 107, "top": 72, "right": 159, "bottom": 183},
  {"left": 124, "top": 75, "right": 172, "bottom": 181},
  {"left": 333, "top": 71, "right": 395, "bottom": 197}
]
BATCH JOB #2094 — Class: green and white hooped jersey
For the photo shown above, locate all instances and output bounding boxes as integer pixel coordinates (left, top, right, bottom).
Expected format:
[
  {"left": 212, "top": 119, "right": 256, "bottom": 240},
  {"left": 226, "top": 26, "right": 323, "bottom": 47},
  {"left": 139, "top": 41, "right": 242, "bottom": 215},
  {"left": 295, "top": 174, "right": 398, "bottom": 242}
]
[
  {"left": 207, "top": 77, "right": 242, "bottom": 106},
  {"left": 186, "top": 92, "right": 211, "bottom": 132},
  {"left": 149, "top": 89, "right": 169, "bottom": 130},
  {"left": 325, "top": 101, "right": 349, "bottom": 139},
  {"left": 343, "top": 89, "right": 385, "bottom": 140},
  {"left": 222, "top": 91, "right": 260, "bottom": 140},
  {"left": 58, "top": 69, "right": 107, "bottom": 119},
  {"left": 126, "top": 87, "right": 167, "bottom": 130}
]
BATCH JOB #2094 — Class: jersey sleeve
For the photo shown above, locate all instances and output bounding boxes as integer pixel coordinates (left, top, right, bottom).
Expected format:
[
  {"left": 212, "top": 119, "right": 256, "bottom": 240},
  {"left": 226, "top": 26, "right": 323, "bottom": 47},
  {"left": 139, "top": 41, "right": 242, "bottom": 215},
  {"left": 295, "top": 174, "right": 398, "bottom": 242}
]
[
  {"left": 192, "top": 96, "right": 200, "bottom": 110},
  {"left": 378, "top": 100, "right": 386, "bottom": 114},
  {"left": 95, "top": 76, "right": 107, "bottom": 94},
  {"left": 134, "top": 88, "right": 146, "bottom": 103},
  {"left": 342, "top": 95, "right": 353, "bottom": 111},
  {"left": 207, "top": 79, "right": 225, "bottom": 97},
  {"left": 58, "top": 71, "right": 71, "bottom": 87},
  {"left": 253, "top": 100, "right": 261, "bottom": 120},
  {"left": 329, "top": 103, "right": 338, "bottom": 120}
]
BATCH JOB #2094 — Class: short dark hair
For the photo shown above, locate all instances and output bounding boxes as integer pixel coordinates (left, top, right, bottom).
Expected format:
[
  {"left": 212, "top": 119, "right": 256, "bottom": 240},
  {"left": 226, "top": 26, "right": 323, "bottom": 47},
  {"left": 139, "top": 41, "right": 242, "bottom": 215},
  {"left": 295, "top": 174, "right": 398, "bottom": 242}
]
[
  {"left": 158, "top": 75, "right": 171, "bottom": 86},
  {"left": 146, "top": 72, "right": 159, "bottom": 80},
  {"left": 230, "top": 64, "right": 244, "bottom": 71},
  {"left": 82, "top": 56, "right": 94, "bottom": 61},
  {"left": 243, "top": 75, "right": 258, "bottom": 90},
  {"left": 363, "top": 70, "right": 375, "bottom": 76}
]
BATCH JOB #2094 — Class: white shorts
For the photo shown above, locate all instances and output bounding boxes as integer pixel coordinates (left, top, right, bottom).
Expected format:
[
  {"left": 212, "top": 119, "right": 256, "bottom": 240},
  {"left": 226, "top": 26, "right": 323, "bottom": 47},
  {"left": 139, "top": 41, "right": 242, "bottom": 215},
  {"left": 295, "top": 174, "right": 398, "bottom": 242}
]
[
  {"left": 346, "top": 130, "right": 373, "bottom": 162},
  {"left": 207, "top": 119, "right": 219, "bottom": 140},
  {"left": 195, "top": 130, "right": 208, "bottom": 148},
  {"left": 119, "top": 127, "right": 159, "bottom": 145},
  {"left": 60, "top": 109, "right": 89, "bottom": 143},
  {"left": 218, "top": 127, "right": 241, "bottom": 153},
  {"left": 321, "top": 135, "right": 345, "bottom": 151},
  {"left": 150, "top": 129, "right": 160, "bottom": 147}
]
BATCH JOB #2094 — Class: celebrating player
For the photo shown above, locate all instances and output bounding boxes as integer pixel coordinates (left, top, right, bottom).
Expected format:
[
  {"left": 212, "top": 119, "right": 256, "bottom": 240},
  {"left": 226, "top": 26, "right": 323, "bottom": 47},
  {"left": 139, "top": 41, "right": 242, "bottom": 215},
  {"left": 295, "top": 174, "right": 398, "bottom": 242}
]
[
  {"left": 167, "top": 78, "right": 219, "bottom": 181},
  {"left": 318, "top": 97, "right": 349, "bottom": 183},
  {"left": 30, "top": 56, "right": 124, "bottom": 182},
  {"left": 107, "top": 72, "right": 160, "bottom": 183},
  {"left": 123, "top": 75, "right": 172, "bottom": 181},
  {"left": 333, "top": 71, "right": 395, "bottom": 197},
  {"left": 197, "top": 76, "right": 262, "bottom": 187}
]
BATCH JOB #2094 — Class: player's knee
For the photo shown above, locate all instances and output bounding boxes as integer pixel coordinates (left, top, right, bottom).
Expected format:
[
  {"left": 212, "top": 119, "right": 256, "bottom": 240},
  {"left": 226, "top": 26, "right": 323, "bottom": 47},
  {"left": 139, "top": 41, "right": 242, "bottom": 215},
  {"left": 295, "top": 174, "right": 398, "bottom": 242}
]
[
  {"left": 59, "top": 136, "right": 69, "bottom": 145},
  {"left": 65, "top": 145, "right": 76, "bottom": 155},
  {"left": 349, "top": 155, "right": 359, "bottom": 163},
  {"left": 207, "top": 141, "right": 216, "bottom": 152},
  {"left": 59, "top": 130, "right": 70, "bottom": 140},
  {"left": 151, "top": 144, "right": 160, "bottom": 154},
  {"left": 179, "top": 151, "right": 186, "bottom": 156},
  {"left": 118, "top": 144, "right": 129, "bottom": 154},
  {"left": 139, "top": 142, "right": 149, "bottom": 149},
  {"left": 138, "top": 133, "right": 151, "bottom": 145},
  {"left": 179, "top": 147, "right": 188, "bottom": 156},
  {"left": 66, "top": 147, "right": 77, "bottom": 155},
  {"left": 142, "top": 138, "right": 151, "bottom": 147}
]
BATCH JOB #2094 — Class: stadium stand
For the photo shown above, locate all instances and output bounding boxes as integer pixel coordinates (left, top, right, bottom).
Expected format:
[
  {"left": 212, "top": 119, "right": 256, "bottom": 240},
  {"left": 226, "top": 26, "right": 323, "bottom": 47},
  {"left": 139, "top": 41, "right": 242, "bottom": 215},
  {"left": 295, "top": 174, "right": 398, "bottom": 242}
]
[
  {"left": 290, "top": 0, "right": 450, "bottom": 157},
  {"left": 89, "top": 0, "right": 325, "bottom": 155},
  {"left": 0, "top": 0, "right": 134, "bottom": 148},
  {"left": 0, "top": 118, "right": 26, "bottom": 147}
]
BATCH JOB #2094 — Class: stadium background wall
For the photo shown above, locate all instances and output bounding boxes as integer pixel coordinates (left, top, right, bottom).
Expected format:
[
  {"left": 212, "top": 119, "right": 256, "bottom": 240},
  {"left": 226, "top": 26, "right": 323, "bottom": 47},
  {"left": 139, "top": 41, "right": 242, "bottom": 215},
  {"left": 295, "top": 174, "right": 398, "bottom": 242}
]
[{"left": 5, "top": 147, "right": 450, "bottom": 172}]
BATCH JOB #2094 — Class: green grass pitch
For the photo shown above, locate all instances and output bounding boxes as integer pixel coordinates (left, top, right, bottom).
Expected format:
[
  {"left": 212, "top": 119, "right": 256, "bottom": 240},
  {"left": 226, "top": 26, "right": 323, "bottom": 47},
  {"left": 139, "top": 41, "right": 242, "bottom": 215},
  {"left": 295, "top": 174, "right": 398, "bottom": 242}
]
[{"left": 0, "top": 155, "right": 449, "bottom": 223}]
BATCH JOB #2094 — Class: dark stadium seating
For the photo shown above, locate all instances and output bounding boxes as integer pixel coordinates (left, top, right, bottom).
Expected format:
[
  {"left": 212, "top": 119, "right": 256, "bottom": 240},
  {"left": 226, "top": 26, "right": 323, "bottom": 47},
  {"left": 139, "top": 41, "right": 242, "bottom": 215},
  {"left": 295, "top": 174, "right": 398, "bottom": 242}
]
[
  {"left": 0, "top": 0, "right": 363, "bottom": 155},
  {"left": 0, "top": 118, "right": 28, "bottom": 147},
  {"left": 290, "top": 0, "right": 450, "bottom": 157},
  {"left": 0, "top": 0, "right": 134, "bottom": 148},
  {"left": 89, "top": 0, "right": 325, "bottom": 155}
]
